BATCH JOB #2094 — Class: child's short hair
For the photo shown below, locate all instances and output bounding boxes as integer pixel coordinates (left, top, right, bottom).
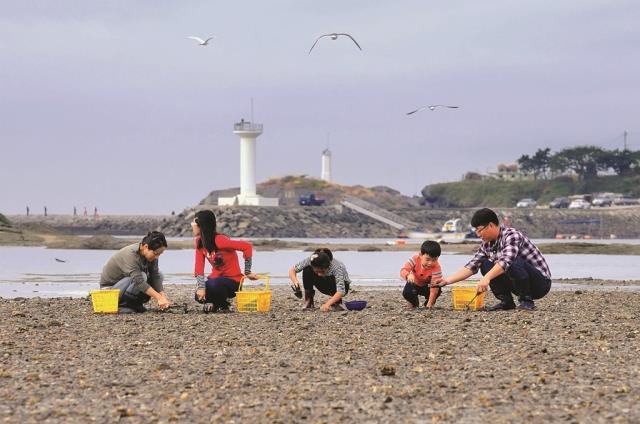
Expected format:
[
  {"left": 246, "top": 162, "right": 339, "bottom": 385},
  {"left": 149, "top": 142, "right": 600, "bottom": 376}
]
[{"left": 420, "top": 240, "right": 441, "bottom": 258}]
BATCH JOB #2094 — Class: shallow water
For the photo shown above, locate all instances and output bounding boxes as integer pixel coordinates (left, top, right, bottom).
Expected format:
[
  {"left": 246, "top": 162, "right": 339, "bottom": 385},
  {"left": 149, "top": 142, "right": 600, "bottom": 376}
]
[{"left": 1, "top": 246, "right": 639, "bottom": 298}]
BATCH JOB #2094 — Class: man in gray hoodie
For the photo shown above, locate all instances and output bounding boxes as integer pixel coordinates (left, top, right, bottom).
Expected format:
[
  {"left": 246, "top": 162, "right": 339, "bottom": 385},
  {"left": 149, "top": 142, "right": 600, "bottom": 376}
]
[{"left": 99, "top": 231, "right": 172, "bottom": 313}]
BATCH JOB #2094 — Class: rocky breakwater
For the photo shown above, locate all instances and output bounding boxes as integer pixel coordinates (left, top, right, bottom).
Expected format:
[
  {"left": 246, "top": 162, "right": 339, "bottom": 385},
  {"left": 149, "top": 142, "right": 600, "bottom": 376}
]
[
  {"left": 7, "top": 214, "right": 173, "bottom": 236},
  {"left": 159, "top": 205, "right": 399, "bottom": 238}
]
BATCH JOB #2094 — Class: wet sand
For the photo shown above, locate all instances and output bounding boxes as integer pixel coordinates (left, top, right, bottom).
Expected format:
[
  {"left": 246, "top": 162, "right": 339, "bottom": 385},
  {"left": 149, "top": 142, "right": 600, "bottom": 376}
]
[{"left": 1, "top": 284, "right": 639, "bottom": 423}]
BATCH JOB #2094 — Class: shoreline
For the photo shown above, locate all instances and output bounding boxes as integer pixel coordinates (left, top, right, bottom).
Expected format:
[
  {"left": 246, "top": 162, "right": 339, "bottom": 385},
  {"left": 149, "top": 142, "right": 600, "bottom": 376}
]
[
  {"left": 2, "top": 231, "right": 640, "bottom": 255},
  {"left": 2, "top": 279, "right": 640, "bottom": 301}
]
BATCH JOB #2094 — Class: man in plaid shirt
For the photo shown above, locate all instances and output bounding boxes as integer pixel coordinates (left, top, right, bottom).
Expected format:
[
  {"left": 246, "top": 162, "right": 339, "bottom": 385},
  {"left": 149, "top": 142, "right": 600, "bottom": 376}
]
[{"left": 438, "top": 208, "right": 551, "bottom": 311}]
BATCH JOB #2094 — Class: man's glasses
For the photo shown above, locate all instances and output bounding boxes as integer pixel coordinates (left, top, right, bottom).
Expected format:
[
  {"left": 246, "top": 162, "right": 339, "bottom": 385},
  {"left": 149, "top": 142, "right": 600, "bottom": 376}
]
[{"left": 475, "top": 224, "right": 490, "bottom": 235}]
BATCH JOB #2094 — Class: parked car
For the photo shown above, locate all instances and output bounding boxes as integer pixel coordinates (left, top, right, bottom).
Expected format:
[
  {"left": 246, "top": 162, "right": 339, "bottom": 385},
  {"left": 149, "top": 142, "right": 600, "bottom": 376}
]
[
  {"left": 568, "top": 199, "right": 591, "bottom": 209},
  {"left": 548, "top": 197, "right": 570, "bottom": 208},
  {"left": 516, "top": 198, "right": 537, "bottom": 208},
  {"left": 612, "top": 197, "right": 639, "bottom": 206},
  {"left": 298, "top": 193, "right": 326, "bottom": 206},
  {"left": 592, "top": 197, "right": 613, "bottom": 207}
]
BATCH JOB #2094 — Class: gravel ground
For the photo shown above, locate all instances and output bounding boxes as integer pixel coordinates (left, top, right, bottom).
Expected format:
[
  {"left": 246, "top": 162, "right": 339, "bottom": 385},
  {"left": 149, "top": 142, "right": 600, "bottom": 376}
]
[{"left": 1, "top": 283, "right": 639, "bottom": 423}]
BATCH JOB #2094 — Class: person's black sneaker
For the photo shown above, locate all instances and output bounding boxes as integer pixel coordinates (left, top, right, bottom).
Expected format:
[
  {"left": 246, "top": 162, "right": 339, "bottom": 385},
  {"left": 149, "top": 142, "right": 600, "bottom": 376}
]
[
  {"left": 118, "top": 305, "right": 137, "bottom": 314},
  {"left": 517, "top": 298, "right": 535, "bottom": 311},
  {"left": 118, "top": 302, "right": 146, "bottom": 314},
  {"left": 203, "top": 303, "right": 215, "bottom": 313},
  {"left": 486, "top": 299, "right": 516, "bottom": 311},
  {"left": 216, "top": 306, "right": 233, "bottom": 313}
]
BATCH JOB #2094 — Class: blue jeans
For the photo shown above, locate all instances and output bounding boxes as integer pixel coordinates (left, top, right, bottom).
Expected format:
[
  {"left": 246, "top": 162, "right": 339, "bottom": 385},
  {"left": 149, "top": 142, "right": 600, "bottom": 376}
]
[
  {"left": 480, "top": 257, "right": 551, "bottom": 300},
  {"left": 111, "top": 276, "right": 150, "bottom": 309},
  {"left": 194, "top": 277, "right": 240, "bottom": 309}
]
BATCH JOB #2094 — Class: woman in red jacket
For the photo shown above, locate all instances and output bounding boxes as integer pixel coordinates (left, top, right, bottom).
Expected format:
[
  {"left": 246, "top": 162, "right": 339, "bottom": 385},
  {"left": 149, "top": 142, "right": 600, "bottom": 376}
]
[{"left": 192, "top": 210, "right": 257, "bottom": 313}]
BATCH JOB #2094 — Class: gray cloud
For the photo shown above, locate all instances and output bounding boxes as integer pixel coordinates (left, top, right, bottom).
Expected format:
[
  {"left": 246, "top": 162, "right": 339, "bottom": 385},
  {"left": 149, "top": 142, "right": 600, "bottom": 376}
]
[{"left": 1, "top": 0, "right": 638, "bottom": 214}]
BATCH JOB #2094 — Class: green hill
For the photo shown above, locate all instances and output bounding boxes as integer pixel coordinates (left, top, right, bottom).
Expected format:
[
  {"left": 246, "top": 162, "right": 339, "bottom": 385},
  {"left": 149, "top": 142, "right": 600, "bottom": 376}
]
[
  {"left": 0, "top": 213, "right": 11, "bottom": 227},
  {"left": 421, "top": 175, "right": 640, "bottom": 207}
]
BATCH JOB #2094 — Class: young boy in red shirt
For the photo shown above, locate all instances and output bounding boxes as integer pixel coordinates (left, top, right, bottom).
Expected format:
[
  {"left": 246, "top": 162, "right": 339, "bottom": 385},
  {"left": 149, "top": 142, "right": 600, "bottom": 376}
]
[{"left": 400, "top": 240, "right": 443, "bottom": 309}]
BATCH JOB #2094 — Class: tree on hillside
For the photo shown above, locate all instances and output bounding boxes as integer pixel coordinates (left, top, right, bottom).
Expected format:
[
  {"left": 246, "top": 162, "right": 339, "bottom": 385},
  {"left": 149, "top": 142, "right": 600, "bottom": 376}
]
[
  {"left": 517, "top": 148, "right": 551, "bottom": 179},
  {"left": 603, "top": 149, "right": 640, "bottom": 175},
  {"left": 550, "top": 146, "right": 608, "bottom": 180}
]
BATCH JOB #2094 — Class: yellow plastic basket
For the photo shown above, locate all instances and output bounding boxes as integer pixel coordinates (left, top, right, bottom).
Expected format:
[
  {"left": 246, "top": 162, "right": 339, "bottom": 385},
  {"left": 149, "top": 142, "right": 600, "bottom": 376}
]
[
  {"left": 90, "top": 289, "right": 120, "bottom": 313},
  {"left": 451, "top": 286, "right": 486, "bottom": 311},
  {"left": 235, "top": 275, "right": 271, "bottom": 313}
]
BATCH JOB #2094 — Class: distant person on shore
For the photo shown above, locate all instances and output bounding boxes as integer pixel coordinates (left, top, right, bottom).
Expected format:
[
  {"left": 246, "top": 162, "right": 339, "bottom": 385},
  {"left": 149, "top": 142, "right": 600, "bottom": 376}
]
[
  {"left": 84, "top": 206, "right": 88, "bottom": 217},
  {"left": 288, "top": 248, "right": 351, "bottom": 311},
  {"left": 192, "top": 210, "right": 257, "bottom": 313},
  {"left": 26, "top": 206, "right": 29, "bottom": 216},
  {"left": 99, "top": 231, "right": 172, "bottom": 313},
  {"left": 400, "top": 240, "right": 443, "bottom": 309},
  {"left": 438, "top": 208, "right": 551, "bottom": 311},
  {"left": 73, "top": 206, "right": 77, "bottom": 216},
  {"left": 44, "top": 206, "right": 47, "bottom": 217}
]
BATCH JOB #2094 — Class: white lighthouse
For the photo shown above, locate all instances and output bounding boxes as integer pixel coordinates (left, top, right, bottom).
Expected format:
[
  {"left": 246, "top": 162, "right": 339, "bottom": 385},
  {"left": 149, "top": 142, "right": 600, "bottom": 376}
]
[
  {"left": 218, "top": 119, "right": 279, "bottom": 206},
  {"left": 321, "top": 148, "right": 332, "bottom": 182}
]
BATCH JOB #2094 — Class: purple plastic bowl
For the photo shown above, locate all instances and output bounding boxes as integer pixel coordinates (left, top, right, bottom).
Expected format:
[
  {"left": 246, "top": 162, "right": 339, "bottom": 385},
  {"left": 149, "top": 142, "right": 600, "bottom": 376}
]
[{"left": 345, "top": 300, "right": 367, "bottom": 311}]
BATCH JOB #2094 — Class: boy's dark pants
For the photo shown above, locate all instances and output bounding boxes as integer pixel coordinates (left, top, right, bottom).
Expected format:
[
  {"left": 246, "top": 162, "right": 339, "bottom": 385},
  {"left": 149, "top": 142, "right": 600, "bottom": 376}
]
[
  {"left": 302, "top": 266, "right": 349, "bottom": 301},
  {"left": 402, "top": 282, "right": 441, "bottom": 307},
  {"left": 480, "top": 257, "right": 551, "bottom": 301}
]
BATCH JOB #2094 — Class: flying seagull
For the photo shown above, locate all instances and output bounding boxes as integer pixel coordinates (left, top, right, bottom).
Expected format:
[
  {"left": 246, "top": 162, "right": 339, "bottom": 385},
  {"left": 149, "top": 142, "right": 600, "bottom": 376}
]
[
  {"left": 188, "top": 36, "right": 215, "bottom": 46},
  {"left": 308, "top": 33, "right": 362, "bottom": 54},
  {"left": 406, "top": 105, "right": 460, "bottom": 115}
]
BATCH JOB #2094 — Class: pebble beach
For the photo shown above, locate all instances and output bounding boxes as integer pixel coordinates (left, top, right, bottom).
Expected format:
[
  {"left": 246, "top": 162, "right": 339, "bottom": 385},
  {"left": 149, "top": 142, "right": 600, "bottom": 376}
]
[{"left": 1, "top": 283, "right": 639, "bottom": 423}]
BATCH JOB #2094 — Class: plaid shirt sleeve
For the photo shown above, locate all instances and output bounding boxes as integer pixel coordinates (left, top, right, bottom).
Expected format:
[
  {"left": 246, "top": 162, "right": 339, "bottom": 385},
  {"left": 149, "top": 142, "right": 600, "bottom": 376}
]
[
  {"left": 465, "top": 245, "right": 488, "bottom": 274},
  {"left": 495, "top": 230, "right": 523, "bottom": 272}
]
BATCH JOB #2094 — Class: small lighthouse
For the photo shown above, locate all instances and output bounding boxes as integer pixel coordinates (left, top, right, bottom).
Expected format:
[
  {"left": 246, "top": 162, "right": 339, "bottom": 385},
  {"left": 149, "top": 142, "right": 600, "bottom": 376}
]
[
  {"left": 218, "top": 119, "right": 279, "bottom": 206},
  {"left": 321, "top": 148, "right": 332, "bottom": 182}
]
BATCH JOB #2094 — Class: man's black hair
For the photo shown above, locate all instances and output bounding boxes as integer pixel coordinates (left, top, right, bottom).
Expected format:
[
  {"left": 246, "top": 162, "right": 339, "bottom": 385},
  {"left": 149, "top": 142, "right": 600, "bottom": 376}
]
[
  {"left": 420, "top": 240, "right": 441, "bottom": 258},
  {"left": 141, "top": 231, "right": 168, "bottom": 250},
  {"left": 470, "top": 208, "right": 499, "bottom": 228}
]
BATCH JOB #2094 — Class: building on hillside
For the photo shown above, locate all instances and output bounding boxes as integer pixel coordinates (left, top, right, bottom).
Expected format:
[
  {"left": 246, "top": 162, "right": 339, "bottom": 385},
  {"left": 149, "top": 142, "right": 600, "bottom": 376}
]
[{"left": 486, "top": 163, "right": 533, "bottom": 181}]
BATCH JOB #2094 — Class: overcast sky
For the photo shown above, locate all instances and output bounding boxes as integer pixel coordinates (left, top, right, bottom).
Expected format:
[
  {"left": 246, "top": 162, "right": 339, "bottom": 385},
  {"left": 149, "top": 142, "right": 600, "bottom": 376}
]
[{"left": 1, "top": 0, "right": 638, "bottom": 214}]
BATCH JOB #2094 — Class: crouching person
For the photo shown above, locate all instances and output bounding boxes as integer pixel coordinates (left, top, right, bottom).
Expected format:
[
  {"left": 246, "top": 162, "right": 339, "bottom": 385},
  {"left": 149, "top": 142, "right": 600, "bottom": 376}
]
[
  {"left": 289, "top": 248, "right": 351, "bottom": 312},
  {"left": 99, "top": 231, "right": 172, "bottom": 313},
  {"left": 439, "top": 208, "right": 552, "bottom": 311},
  {"left": 401, "top": 240, "right": 443, "bottom": 309}
]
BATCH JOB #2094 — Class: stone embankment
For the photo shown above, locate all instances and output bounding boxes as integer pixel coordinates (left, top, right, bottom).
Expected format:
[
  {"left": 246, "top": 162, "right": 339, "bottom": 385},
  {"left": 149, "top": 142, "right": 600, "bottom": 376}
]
[
  {"left": 159, "top": 206, "right": 399, "bottom": 238},
  {"left": 7, "top": 214, "right": 174, "bottom": 236},
  {"left": 7, "top": 206, "right": 640, "bottom": 238}
]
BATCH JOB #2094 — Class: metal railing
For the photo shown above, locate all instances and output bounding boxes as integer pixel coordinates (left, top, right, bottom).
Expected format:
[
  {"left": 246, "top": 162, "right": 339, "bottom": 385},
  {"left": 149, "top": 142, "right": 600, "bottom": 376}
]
[
  {"left": 341, "top": 196, "right": 420, "bottom": 231},
  {"left": 234, "top": 122, "right": 263, "bottom": 132}
]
